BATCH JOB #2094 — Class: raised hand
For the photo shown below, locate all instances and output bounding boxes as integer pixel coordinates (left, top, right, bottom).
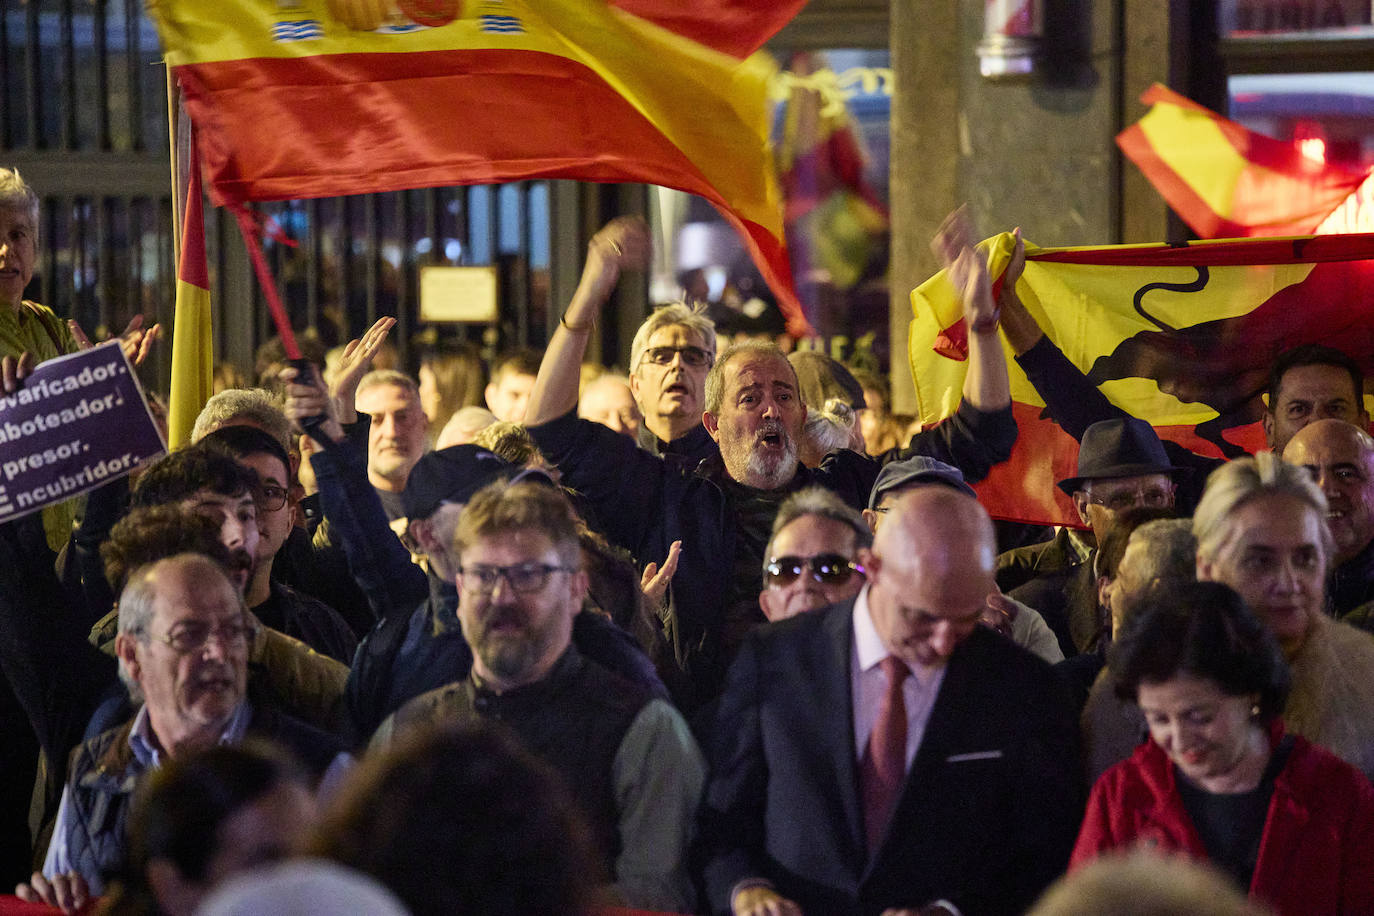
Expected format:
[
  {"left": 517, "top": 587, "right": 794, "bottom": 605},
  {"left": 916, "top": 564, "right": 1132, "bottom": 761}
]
[
  {"left": 69, "top": 313, "right": 161, "bottom": 365},
  {"left": 640, "top": 539, "right": 682, "bottom": 608},
  {"left": 331, "top": 316, "right": 396, "bottom": 424},
  {"left": 575, "top": 216, "right": 652, "bottom": 315},
  {"left": 932, "top": 206, "right": 997, "bottom": 335}
]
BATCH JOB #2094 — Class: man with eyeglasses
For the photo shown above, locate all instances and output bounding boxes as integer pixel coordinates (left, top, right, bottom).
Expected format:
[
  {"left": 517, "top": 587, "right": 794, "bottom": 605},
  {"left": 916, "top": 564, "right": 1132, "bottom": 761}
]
[
  {"left": 190, "top": 385, "right": 377, "bottom": 640},
  {"left": 198, "top": 426, "right": 357, "bottom": 663},
  {"left": 526, "top": 211, "right": 1018, "bottom": 709},
  {"left": 122, "top": 437, "right": 356, "bottom": 664},
  {"left": 374, "top": 479, "right": 704, "bottom": 914},
  {"left": 28, "top": 553, "right": 347, "bottom": 907},
  {"left": 532, "top": 216, "right": 721, "bottom": 464},
  {"left": 998, "top": 417, "right": 1184, "bottom": 656},
  {"left": 759, "top": 488, "right": 871, "bottom": 622}
]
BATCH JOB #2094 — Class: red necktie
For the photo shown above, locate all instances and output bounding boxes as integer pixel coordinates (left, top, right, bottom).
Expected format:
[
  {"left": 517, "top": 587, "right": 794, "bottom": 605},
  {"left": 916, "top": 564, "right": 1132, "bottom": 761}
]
[{"left": 861, "top": 655, "right": 910, "bottom": 852}]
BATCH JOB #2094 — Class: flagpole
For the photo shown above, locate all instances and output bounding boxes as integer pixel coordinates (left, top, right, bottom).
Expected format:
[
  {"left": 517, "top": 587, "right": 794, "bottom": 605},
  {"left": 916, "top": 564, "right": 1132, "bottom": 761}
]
[{"left": 166, "top": 66, "right": 182, "bottom": 268}]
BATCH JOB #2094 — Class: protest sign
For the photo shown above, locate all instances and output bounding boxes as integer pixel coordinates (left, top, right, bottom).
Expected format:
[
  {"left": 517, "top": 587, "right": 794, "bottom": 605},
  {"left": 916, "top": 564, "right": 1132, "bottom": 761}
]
[{"left": 0, "top": 342, "right": 165, "bottom": 521}]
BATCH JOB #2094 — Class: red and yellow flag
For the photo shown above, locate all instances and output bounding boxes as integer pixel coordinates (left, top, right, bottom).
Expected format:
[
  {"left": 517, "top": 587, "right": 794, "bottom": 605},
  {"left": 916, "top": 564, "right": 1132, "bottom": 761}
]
[
  {"left": 167, "top": 126, "right": 213, "bottom": 448},
  {"left": 910, "top": 232, "right": 1374, "bottom": 526},
  {"left": 146, "top": 0, "right": 808, "bottom": 333},
  {"left": 1117, "top": 83, "right": 1369, "bottom": 239}
]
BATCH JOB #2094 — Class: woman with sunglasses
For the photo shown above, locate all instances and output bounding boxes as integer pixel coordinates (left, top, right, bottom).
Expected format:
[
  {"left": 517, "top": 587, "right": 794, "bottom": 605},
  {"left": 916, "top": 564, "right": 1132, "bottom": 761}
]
[{"left": 1071, "top": 579, "right": 1374, "bottom": 915}]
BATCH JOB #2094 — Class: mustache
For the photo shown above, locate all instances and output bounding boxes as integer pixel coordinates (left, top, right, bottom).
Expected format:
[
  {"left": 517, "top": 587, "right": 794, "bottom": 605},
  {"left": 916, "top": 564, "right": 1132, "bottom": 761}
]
[
  {"left": 481, "top": 605, "right": 526, "bottom": 634},
  {"left": 192, "top": 664, "right": 237, "bottom": 686},
  {"left": 755, "top": 419, "right": 787, "bottom": 440}
]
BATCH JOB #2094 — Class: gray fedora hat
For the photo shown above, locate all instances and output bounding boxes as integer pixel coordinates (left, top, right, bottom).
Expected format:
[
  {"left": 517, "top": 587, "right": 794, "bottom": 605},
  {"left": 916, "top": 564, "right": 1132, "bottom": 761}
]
[{"left": 1057, "top": 417, "right": 1187, "bottom": 495}]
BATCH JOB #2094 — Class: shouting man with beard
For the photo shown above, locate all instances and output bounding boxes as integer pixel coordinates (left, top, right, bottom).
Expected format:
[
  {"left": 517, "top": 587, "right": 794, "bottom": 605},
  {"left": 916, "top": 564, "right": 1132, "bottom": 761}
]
[
  {"left": 525, "top": 210, "right": 1018, "bottom": 708},
  {"left": 372, "top": 479, "right": 703, "bottom": 914}
]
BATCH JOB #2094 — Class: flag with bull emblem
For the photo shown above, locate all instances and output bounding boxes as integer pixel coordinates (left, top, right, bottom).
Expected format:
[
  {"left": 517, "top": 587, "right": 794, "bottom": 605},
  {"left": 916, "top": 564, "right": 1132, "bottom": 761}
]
[
  {"left": 910, "top": 231, "right": 1374, "bottom": 526},
  {"left": 145, "top": 0, "right": 809, "bottom": 333}
]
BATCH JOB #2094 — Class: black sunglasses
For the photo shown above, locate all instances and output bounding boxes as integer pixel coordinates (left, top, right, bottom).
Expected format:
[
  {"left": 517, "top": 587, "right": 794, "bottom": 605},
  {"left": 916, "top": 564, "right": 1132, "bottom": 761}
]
[{"left": 764, "top": 554, "right": 865, "bottom": 588}]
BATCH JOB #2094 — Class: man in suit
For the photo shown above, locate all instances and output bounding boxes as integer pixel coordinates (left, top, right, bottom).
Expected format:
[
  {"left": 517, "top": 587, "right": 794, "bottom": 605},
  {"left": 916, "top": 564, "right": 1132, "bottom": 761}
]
[{"left": 696, "top": 486, "right": 1084, "bottom": 916}]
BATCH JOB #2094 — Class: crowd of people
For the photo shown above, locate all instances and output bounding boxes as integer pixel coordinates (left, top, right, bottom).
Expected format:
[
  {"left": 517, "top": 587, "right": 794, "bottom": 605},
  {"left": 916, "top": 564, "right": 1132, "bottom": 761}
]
[{"left": 2, "top": 165, "right": 1374, "bottom": 916}]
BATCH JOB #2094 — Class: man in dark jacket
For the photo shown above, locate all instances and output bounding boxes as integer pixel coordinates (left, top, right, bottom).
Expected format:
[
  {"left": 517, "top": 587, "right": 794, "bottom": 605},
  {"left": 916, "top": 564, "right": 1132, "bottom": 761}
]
[
  {"left": 24, "top": 554, "right": 345, "bottom": 908},
  {"left": 282, "top": 366, "right": 666, "bottom": 742},
  {"left": 524, "top": 213, "right": 1018, "bottom": 708},
  {"left": 695, "top": 486, "right": 1082, "bottom": 916}
]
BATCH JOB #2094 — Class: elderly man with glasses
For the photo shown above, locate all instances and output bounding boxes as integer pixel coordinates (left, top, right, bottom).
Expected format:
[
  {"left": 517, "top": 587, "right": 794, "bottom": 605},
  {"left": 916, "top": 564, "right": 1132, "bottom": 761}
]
[
  {"left": 998, "top": 417, "right": 1186, "bottom": 657},
  {"left": 535, "top": 216, "right": 722, "bottom": 464},
  {"left": 24, "top": 553, "right": 347, "bottom": 909}
]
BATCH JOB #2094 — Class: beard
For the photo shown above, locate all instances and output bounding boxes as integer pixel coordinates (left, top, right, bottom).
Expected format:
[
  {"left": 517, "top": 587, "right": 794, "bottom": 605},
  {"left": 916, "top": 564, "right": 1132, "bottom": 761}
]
[
  {"left": 471, "top": 604, "right": 559, "bottom": 685},
  {"left": 746, "top": 436, "right": 798, "bottom": 489}
]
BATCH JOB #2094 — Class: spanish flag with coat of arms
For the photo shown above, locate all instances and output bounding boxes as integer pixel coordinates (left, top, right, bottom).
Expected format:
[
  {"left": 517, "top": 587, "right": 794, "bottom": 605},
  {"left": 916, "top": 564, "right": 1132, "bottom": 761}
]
[
  {"left": 911, "top": 231, "right": 1374, "bottom": 527},
  {"left": 146, "top": 0, "right": 808, "bottom": 332}
]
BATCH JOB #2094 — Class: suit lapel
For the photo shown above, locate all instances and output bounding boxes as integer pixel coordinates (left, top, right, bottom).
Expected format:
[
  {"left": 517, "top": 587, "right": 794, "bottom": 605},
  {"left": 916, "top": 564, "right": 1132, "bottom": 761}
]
[{"left": 820, "top": 600, "right": 867, "bottom": 868}]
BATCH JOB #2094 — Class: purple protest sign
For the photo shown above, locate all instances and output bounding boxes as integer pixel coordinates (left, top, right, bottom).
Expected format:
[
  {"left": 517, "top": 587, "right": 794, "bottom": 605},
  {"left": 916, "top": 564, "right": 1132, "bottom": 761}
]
[{"left": 0, "top": 341, "right": 165, "bottom": 521}]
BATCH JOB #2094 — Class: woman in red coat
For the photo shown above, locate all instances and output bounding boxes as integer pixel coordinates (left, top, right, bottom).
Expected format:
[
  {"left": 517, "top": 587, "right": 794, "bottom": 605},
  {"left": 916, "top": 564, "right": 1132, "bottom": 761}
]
[{"left": 1071, "top": 579, "right": 1374, "bottom": 915}]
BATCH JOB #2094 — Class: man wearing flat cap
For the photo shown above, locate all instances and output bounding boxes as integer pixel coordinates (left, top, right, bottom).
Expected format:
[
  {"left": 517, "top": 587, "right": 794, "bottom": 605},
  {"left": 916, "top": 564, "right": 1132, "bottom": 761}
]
[{"left": 997, "top": 417, "right": 1185, "bottom": 656}]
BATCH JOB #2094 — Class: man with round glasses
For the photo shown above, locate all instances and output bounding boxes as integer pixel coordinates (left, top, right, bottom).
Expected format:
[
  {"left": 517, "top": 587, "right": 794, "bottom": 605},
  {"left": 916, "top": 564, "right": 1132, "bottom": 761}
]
[
  {"left": 375, "top": 478, "right": 703, "bottom": 914},
  {"left": 30, "top": 553, "right": 346, "bottom": 905},
  {"left": 759, "top": 487, "right": 871, "bottom": 622},
  {"left": 198, "top": 426, "right": 357, "bottom": 663}
]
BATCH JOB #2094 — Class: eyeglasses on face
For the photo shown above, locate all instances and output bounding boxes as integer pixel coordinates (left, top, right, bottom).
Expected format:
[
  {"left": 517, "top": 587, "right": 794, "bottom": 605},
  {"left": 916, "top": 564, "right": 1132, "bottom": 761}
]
[
  {"left": 459, "top": 562, "right": 575, "bottom": 596},
  {"left": 1087, "top": 487, "right": 1172, "bottom": 513},
  {"left": 146, "top": 616, "right": 259, "bottom": 654},
  {"left": 255, "top": 484, "right": 289, "bottom": 513},
  {"left": 764, "top": 554, "right": 865, "bottom": 588},
  {"left": 642, "top": 345, "right": 713, "bottom": 369}
]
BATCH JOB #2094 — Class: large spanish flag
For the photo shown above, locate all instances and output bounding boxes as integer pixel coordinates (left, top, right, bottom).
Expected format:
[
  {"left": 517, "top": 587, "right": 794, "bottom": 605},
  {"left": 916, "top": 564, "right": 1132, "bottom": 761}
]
[
  {"left": 1117, "top": 83, "right": 1369, "bottom": 238},
  {"left": 911, "top": 231, "right": 1374, "bottom": 526},
  {"left": 146, "top": 0, "right": 807, "bottom": 332}
]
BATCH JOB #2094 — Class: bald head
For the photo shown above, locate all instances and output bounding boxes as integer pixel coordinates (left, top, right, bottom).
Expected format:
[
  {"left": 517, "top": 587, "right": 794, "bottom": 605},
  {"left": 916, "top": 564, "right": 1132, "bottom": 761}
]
[
  {"left": 1283, "top": 418, "right": 1374, "bottom": 564},
  {"left": 874, "top": 486, "right": 994, "bottom": 570},
  {"left": 865, "top": 488, "right": 995, "bottom": 668}
]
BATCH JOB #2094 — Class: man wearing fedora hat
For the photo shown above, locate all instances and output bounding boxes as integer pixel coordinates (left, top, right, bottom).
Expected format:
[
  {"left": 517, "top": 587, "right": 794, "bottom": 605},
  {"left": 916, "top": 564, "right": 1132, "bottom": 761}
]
[{"left": 998, "top": 417, "right": 1184, "bottom": 656}]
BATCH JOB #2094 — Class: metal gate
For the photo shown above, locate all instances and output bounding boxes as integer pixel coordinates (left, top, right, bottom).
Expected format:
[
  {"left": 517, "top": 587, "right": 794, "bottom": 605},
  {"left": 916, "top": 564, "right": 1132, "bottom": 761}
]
[{"left": 3, "top": 1, "right": 568, "bottom": 396}]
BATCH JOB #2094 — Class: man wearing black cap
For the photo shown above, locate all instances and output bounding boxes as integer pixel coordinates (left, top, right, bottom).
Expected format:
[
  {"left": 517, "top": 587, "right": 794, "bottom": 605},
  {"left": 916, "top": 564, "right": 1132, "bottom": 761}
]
[
  {"left": 282, "top": 369, "right": 663, "bottom": 740},
  {"left": 998, "top": 417, "right": 1184, "bottom": 656}
]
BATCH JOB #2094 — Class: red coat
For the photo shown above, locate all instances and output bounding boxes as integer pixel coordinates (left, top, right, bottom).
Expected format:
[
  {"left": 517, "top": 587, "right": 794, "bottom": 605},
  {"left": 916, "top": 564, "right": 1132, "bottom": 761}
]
[{"left": 1071, "top": 721, "right": 1374, "bottom": 915}]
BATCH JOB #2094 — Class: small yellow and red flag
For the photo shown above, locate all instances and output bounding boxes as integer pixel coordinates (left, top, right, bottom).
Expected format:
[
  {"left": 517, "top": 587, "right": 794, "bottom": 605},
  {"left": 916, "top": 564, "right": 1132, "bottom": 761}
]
[
  {"left": 166, "top": 125, "right": 213, "bottom": 448},
  {"left": 1117, "top": 83, "right": 1369, "bottom": 239}
]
